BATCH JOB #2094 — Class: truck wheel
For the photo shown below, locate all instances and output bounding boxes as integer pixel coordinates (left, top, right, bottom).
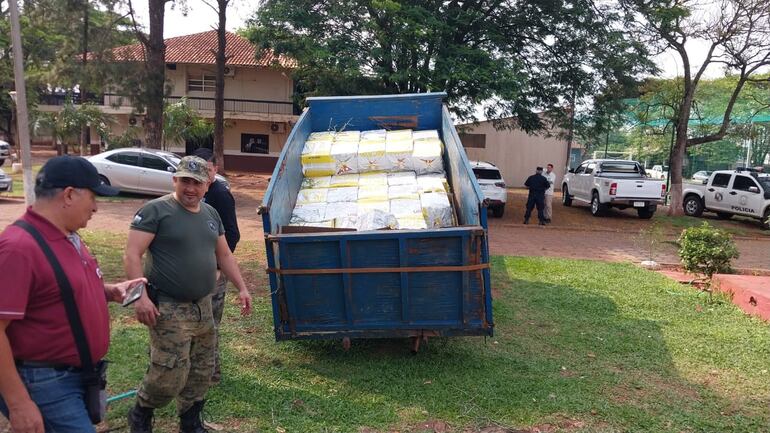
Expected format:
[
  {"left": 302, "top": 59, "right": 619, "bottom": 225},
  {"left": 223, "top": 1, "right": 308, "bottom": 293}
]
[
  {"left": 562, "top": 185, "right": 572, "bottom": 207},
  {"left": 683, "top": 195, "right": 704, "bottom": 217},
  {"left": 716, "top": 212, "right": 732, "bottom": 220},
  {"left": 637, "top": 207, "right": 655, "bottom": 219},
  {"left": 590, "top": 192, "right": 606, "bottom": 217},
  {"left": 492, "top": 205, "right": 505, "bottom": 218}
]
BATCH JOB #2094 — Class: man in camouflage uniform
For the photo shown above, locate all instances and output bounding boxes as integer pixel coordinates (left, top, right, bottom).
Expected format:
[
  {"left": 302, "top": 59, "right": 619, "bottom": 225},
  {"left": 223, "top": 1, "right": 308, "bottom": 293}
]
[{"left": 124, "top": 156, "right": 252, "bottom": 433}]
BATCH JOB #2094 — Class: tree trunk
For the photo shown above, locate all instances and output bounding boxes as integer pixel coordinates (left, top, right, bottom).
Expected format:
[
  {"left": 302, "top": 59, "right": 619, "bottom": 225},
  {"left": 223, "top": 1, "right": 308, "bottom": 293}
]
[
  {"left": 144, "top": 0, "right": 167, "bottom": 149},
  {"left": 214, "top": 0, "right": 227, "bottom": 172},
  {"left": 668, "top": 95, "right": 694, "bottom": 216}
]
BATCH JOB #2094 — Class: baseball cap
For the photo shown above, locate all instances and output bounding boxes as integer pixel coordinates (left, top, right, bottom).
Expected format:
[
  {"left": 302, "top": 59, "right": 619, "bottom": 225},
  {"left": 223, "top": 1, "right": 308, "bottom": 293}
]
[
  {"left": 174, "top": 156, "right": 209, "bottom": 183},
  {"left": 536, "top": 166, "right": 543, "bottom": 171},
  {"left": 37, "top": 156, "right": 119, "bottom": 196}
]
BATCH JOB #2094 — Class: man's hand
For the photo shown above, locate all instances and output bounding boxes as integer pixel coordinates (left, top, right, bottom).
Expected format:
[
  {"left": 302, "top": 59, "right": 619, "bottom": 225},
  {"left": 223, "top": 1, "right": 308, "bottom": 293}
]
[
  {"left": 134, "top": 293, "right": 160, "bottom": 327},
  {"left": 238, "top": 289, "right": 252, "bottom": 316},
  {"left": 8, "top": 398, "right": 44, "bottom": 433},
  {"left": 105, "top": 277, "right": 147, "bottom": 303}
]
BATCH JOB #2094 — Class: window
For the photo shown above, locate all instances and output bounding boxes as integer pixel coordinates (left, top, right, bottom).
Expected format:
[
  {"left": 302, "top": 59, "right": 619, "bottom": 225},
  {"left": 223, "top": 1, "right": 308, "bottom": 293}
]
[
  {"left": 584, "top": 163, "right": 596, "bottom": 175},
  {"left": 107, "top": 152, "right": 140, "bottom": 166},
  {"left": 574, "top": 164, "right": 587, "bottom": 174},
  {"left": 141, "top": 155, "right": 171, "bottom": 171},
  {"left": 241, "top": 133, "right": 269, "bottom": 154},
  {"left": 473, "top": 168, "right": 501, "bottom": 180},
  {"left": 711, "top": 173, "right": 731, "bottom": 188},
  {"left": 733, "top": 175, "right": 758, "bottom": 192},
  {"left": 600, "top": 162, "right": 641, "bottom": 174},
  {"left": 187, "top": 74, "right": 216, "bottom": 92}
]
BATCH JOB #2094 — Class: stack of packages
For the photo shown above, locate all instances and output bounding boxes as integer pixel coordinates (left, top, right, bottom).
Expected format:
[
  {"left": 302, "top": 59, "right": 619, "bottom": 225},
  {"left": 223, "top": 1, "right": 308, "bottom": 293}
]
[{"left": 291, "top": 129, "right": 454, "bottom": 231}]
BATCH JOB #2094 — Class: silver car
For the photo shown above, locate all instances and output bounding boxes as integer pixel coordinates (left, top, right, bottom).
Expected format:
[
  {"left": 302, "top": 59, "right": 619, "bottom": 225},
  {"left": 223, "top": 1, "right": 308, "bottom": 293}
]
[
  {"left": 88, "top": 148, "right": 227, "bottom": 196},
  {"left": 0, "top": 140, "right": 11, "bottom": 166},
  {"left": 0, "top": 168, "right": 12, "bottom": 192}
]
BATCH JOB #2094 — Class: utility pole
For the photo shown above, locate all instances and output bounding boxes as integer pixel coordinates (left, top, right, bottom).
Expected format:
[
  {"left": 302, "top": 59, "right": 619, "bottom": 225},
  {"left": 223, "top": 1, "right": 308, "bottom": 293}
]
[{"left": 8, "top": 0, "right": 35, "bottom": 205}]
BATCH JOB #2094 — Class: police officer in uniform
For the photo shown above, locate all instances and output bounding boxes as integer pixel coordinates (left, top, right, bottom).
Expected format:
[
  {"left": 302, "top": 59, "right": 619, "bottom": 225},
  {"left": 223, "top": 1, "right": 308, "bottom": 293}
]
[{"left": 523, "top": 166, "right": 551, "bottom": 225}]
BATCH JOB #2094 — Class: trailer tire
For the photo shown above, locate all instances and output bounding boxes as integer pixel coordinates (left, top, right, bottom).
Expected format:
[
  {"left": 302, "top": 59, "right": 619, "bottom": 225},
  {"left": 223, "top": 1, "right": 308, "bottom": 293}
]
[{"left": 683, "top": 195, "right": 704, "bottom": 217}]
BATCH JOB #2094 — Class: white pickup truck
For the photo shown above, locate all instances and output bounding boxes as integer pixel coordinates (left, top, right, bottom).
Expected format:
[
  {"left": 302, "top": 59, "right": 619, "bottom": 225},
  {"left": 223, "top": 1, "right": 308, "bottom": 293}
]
[
  {"left": 562, "top": 159, "right": 666, "bottom": 219},
  {"left": 682, "top": 169, "right": 770, "bottom": 229}
]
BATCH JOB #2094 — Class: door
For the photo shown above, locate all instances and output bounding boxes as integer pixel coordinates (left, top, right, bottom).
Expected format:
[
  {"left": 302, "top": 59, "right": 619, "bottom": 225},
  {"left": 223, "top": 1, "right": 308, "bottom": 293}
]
[
  {"left": 104, "top": 151, "right": 141, "bottom": 190},
  {"left": 571, "top": 162, "right": 588, "bottom": 199},
  {"left": 138, "top": 154, "right": 175, "bottom": 194},
  {"left": 705, "top": 173, "right": 732, "bottom": 212},
  {"left": 579, "top": 162, "right": 597, "bottom": 198},
  {"left": 728, "top": 175, "right": 764, "bottom": 217}
]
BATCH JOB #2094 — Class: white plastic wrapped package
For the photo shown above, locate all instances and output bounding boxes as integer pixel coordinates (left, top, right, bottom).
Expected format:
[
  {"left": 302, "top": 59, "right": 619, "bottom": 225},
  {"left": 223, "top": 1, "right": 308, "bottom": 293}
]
[
  {"left": 358, "top": 172, "right": 388, "bottom": 186},
  {"left": 389, "top": 198, "right": 422, "bottom": 216},
  {"left": 396, "top": 214, "right": 428, "bottom": 230},
  {"left": 290, "top": 203, "right": 328, "bottom": 224},
  {"left": 421, "top": 192, "right": 454, "bottom": 228},
  {"left": 412, "top": 130, "right": 439, "bottom": 140},
  {"left": 387, "top": 171, "right": 417, "bottom": 186},
  {"left": 386, "top": 129, "right": 412, "bottom": 142},
  {"left": 307, "top": 131, "right": 336, "bottom": 141},
  {"left": 356, "top": 209, "right": 398, "bottom": 231},
  {"left": 327, "top": 186, "right": 358, "bottom": 203},
  {"left": 388, "top": 184, "right": 419, "bottom": 200},
  {"left": 301, "top": 140, "right": 335, "bottom": 177},
  {"left": 301, "top": 175, "right": 331, "bottom": 190},
  {"left": 334, "top": 215, "right": 358, "bottom": 230},
  {"left": 412, "top": 137, "right": 444, "bottom": 175},
  {"left": 324, "top": 201, "right": 358, "bottom": 221},
  {"left": 289, "top": 219, "right": 334, "bottom": 228},
  {"left": 361, "top": 129, "right": 387, "bottom": 140},
  {"left": 358, "top": 185, "right": 388, "bottom": 201},
  {"left": 385, "top": 139, "right": 413, "bottom": 172},
  {"left": 334, "top": 130, "right": 361, "bottom": 142},
  {"left": 358, "top": 139, "right": 388, "bottom": 172},
  {"left": 296, "top": 188, "right": 328, "bottom": 205},
  {"left": 416, "top": 174, "right": 448, "bottom": 193},
  {"left": 330, "top": 141, "right": 359, "bottom": 175},
  {"left": 329, "top": 173, "right": 360, "bottom": 188},
  {"left": 358, "top": 200, "right": 390, "bottom": 214}
]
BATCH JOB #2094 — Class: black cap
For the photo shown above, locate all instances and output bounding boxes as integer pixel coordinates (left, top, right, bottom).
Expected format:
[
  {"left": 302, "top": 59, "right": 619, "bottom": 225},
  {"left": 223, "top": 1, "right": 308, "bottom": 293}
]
[
  {"left": 38, "top": 156, "right": 119, "bottom": 196},
  {"left": 536, "top": 166, "right": 543, "bottom": 171}
]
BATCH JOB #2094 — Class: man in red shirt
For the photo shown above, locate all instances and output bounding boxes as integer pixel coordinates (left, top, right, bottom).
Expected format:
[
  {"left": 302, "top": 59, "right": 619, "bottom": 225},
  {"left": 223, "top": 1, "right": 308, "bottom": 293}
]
[{"left": 0, "top": 156, "right": 145, "bottom": 433}]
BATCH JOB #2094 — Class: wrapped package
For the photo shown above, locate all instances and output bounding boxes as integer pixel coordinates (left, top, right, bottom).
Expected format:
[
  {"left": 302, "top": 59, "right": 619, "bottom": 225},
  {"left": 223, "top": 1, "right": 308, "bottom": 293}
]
[
  {"left": 412, "top": 130, "right": 439, "bottom": 140},
  {"left": 290, "top": 203, "right": 327, "bottom": 224},
  {"left": 358, "top": 172, "right": 388, "bottom": 186},
  {"left": 421, "top": 192, "right": 453, "bottom": 228},
  {"left": 330, "top": 173, "right": 360, "bottom": 188},
  {"left": 388, "top": 184, "right": 420, "bottom": 200},
  {"left": 389, "top": 198, "right": 422, "bottom": 216},
  {"left": 412, "top": 137, "right": 444, "bottom": 175},
  {"left": 358, "top": 138, "right": 388, "bottom": 172},
  {"left": 388, "top": 171, "right": 417, "bottom": 186},
  {"left": 324, "top": 201, "right": 358, "bottom": 221},
  {"left": 301, "top": 175, "right": 331, "bottom": 190},
  {"left": 289, "top": 219, "right": 334, "bottom": 228},
  {"left": 301, "top": 140, "right": 335, "bottom": 177},
  {"left": 386, "top": 129, "right": 413, "bottom": 142},
  {"left": 307, "top": 131, "right": 336, "bottom": 141},
  {"left": 356, "top": 209, "right": 398, "bottom": 231},
  {"left": 361, "top": 129, "right": 387, "bottom": 140},
  {"left": 416, "top": 174, "right": 448, "bottom": 193},
  {"left": 334, "top": 130, "right": 361, "bottom": 142},
  {"left": 330, "top": 141, "right": 359, "bottom": 175},
  {"left": 386, "top": 139, "right": 413, "bottom": 172},
  {"left": 296, "top": 188, "right": 328, "bottom": 205},
  {"left": 358, "top": 185, "right": 388, "bottom": 201},
  {"left": 334, "top": 215, "right": 358, "bottom": 230},
  {"left": 358, "top": 199, "right": 390, "bottom": 214},
  {"left": 327, "top": 186, "right": 358, "bottom": 203},
  {"left": 396, "top": 214, "right": 428, "bottom": 230}
]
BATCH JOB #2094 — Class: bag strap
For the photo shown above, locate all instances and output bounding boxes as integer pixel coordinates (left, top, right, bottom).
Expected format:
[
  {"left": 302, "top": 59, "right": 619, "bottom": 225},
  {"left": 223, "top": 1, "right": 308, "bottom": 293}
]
[{"left": 13, "top": 220, "right": 94, "bottom": 370}]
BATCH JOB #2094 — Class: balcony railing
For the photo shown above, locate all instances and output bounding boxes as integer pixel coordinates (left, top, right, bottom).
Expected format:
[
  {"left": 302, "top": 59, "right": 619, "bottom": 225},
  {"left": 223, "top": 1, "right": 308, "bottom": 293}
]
[{"left": 40, "top": 93, "right": 297, "bottom": 116}]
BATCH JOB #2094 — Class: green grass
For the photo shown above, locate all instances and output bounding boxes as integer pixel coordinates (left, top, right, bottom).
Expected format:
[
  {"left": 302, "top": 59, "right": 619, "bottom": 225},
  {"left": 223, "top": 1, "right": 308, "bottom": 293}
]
[
  {"left": 654, "top": 214, "right": 767, "bottom": 237},
  {"left": 79, "top": 231, "right": 770, "bottom": 433}
]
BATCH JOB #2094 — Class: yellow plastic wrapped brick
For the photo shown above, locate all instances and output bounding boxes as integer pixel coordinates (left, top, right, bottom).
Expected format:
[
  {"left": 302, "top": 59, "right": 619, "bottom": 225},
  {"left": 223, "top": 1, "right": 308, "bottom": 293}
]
[
  {"left": 357, "top": 138, "right": 387, "bottom": 172},
  {"left": 301, "top": 140, "right": 335, "bottom": 177},
  {"left": 388, "top": 184, "right": 419, "bottom": 200},
  {"left": 327, "top": 186, "right": 358, "bottom": 203},
  {"left": 334, "top": 130, "right": 361, "bottom": 142},
  {"left": 412, "top": 137, "right": 444, "bottom": 175},
  {"left": 330, "top": 141, "right": 359, "bottom": 175},
  {"left": 397, "top": 214, "right": 428, "bottom": 230},
  {"left": 357, "top": 199, "right": 390, "bottom": 214},
  {"left": 385, "top": 139, "right": 413, "bottom": 172},
  {"left": 389, "top": 198, "right": 422, "bottom": 216},
  {"left": 325, "top": 201, "right": 358, "bottom": 221},
  {"left": 307, "top": 131, "right": 336, "bottom": 141},
  {"left": 358, "top": 185, "right": 388, "bottom": 201},
  {"left": 421, "top": 192, "right": 453, "bottom": 228},
  {"left": 361, "top": 129, "right": 387, "bottom": 140},
  {"left": 296, "top": 188, "right": 329, "bottom": 205},
  {"left": 387, "top": 171, "right": 417, "bottom": 186},
  {"left": 416, "top": 174, "right": 448, "bottom": 193},
  {"left": 358, "top": 172, "right": 388, "bottom": 186},
  {"left": 290, "top": 203, "right": 328, "bottom": 224},
  {"left": 386, "top": 129, "right": 413, "bottom": 142},
  {"left": 301, "top": 176, "right": 331, "bottom": 189},
  {"left": 329, "top": 173, "right": 360, "bottom": 188},
  {"left": 289, "top": 219, "right": 334, "bottom": 228},
  {"left": 412, "top": 130, "right": 439, "bottom": 140}
]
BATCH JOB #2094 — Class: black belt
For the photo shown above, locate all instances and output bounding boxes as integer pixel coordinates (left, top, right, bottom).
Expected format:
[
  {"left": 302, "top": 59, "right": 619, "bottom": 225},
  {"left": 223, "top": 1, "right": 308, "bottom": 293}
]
[{"left": 15, "top": 360, "right": 82, "bottom": 372}]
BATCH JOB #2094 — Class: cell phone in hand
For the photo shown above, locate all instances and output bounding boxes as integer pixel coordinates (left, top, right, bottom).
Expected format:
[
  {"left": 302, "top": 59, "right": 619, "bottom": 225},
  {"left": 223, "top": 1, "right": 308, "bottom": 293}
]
[{"left": 122, "top": 282, "right": 144, "bottom": 307}]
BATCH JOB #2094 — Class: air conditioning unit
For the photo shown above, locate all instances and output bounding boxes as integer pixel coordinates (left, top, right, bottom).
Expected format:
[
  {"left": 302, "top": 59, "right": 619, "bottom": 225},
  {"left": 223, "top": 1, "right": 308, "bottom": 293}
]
[
  {"left": 223, "top": 66, "right": 235, "bottom": 77},
  {"left": 270, "top": 122, "right": 286, "bottom": 133}
]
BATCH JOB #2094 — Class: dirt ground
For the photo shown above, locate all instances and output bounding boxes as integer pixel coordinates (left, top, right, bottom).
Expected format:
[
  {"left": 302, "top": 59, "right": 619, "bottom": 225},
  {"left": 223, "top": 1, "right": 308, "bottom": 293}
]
[{"left": 2, "top": 151, "right": 769, "bottom": 269}]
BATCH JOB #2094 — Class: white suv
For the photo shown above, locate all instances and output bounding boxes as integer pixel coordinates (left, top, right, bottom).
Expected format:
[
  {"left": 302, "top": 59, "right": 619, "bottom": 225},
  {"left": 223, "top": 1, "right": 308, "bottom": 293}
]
[{"left": 470, "top": 161, "right": 507, "bottom": 217}]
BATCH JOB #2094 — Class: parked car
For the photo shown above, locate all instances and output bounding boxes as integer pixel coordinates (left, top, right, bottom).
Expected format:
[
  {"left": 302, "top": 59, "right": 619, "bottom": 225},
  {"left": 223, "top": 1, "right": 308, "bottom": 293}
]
[
  {"left": 682, "top": 168, "right": 770, "bottom": 229},
  {"left": 562, "top": 159, "right": 666, "bottom": 219},
  {"left": 0, "top": 168, "right": 12, "bottom": 192},
  {"left": 470, "top": 160, "right": 507, "bottom": 217},
  {"left": 648, "top": 164, "right": 669, "bottom": 179},
  {"left": 88, "top": 147, "right": 227, "bottom": 196},
  {"left": 0, "top": 140, "right": 11, "bottom": 166},
  {"left": 691, "top": 170, "right": 712, "bottom": 182}
]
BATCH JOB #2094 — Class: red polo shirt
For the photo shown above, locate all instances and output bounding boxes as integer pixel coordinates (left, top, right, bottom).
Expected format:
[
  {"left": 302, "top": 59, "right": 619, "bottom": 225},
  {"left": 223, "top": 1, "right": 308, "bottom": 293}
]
[{"left": 0, "top": 208, "right": 110, "bottom": 367}]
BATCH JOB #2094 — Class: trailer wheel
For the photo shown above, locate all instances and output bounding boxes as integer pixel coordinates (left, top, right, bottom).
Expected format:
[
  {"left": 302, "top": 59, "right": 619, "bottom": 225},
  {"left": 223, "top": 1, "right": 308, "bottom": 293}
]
[{"left": 683, "top": 195, "right": 704, "bottom": 217}]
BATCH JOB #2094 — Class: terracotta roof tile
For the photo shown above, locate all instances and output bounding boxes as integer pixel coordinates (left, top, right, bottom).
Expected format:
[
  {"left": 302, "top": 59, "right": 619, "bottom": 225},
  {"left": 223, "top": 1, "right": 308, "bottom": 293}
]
[{"left": 107, "top": 30, "right": 297, "bottom": 68}]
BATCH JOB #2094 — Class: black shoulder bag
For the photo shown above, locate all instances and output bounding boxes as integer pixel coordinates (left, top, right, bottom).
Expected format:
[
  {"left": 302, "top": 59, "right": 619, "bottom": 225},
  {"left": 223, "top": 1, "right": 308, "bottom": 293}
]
[{"left": 13, "top": 220, "right": 109, "bottom": 424}]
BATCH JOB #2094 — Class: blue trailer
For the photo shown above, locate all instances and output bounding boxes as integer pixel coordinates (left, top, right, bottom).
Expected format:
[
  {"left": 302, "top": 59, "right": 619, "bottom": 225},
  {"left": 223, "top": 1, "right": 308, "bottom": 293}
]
[{"left": 259, "top": 93, "right": 493, "bottom": 350}]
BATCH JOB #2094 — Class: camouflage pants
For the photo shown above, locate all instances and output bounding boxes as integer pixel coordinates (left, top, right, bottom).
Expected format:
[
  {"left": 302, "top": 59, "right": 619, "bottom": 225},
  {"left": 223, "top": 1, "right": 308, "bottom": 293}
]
[
  {"left": 211, "top": 273, "right": 228, "bottom": 382},
  {"left": 137, "top": 295, "right": 215, "bottom": 415}
]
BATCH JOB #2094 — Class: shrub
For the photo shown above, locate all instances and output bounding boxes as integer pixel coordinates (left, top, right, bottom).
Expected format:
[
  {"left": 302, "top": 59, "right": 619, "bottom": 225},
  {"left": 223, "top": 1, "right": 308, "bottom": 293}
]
[{"left": 678, "top": 222, "right": 739, "bottom": 279}]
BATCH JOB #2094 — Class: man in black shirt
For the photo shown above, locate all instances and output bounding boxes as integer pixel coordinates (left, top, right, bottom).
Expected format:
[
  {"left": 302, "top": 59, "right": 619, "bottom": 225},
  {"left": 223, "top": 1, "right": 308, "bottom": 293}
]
[
  {"left": 523, "top": 166, "right": 550, "bottom": 225},
  {"left": 192, "top": 148, "right": 240, "bottom": 383}
]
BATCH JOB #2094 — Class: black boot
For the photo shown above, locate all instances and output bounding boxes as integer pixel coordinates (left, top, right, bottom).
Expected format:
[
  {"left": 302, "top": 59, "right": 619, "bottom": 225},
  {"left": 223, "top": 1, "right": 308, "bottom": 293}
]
[
  {"left": 179, "top": 400, "right": 209, "bottom": 433},
  {"left": 127, "top": 403, "right": 154, "bottom": 433}
]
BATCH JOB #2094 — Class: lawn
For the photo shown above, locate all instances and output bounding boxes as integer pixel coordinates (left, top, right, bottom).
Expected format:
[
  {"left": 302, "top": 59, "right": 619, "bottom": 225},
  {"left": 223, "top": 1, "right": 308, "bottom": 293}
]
[{"left": 78, "top": 229, "right": 770, "bottom": 433}]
